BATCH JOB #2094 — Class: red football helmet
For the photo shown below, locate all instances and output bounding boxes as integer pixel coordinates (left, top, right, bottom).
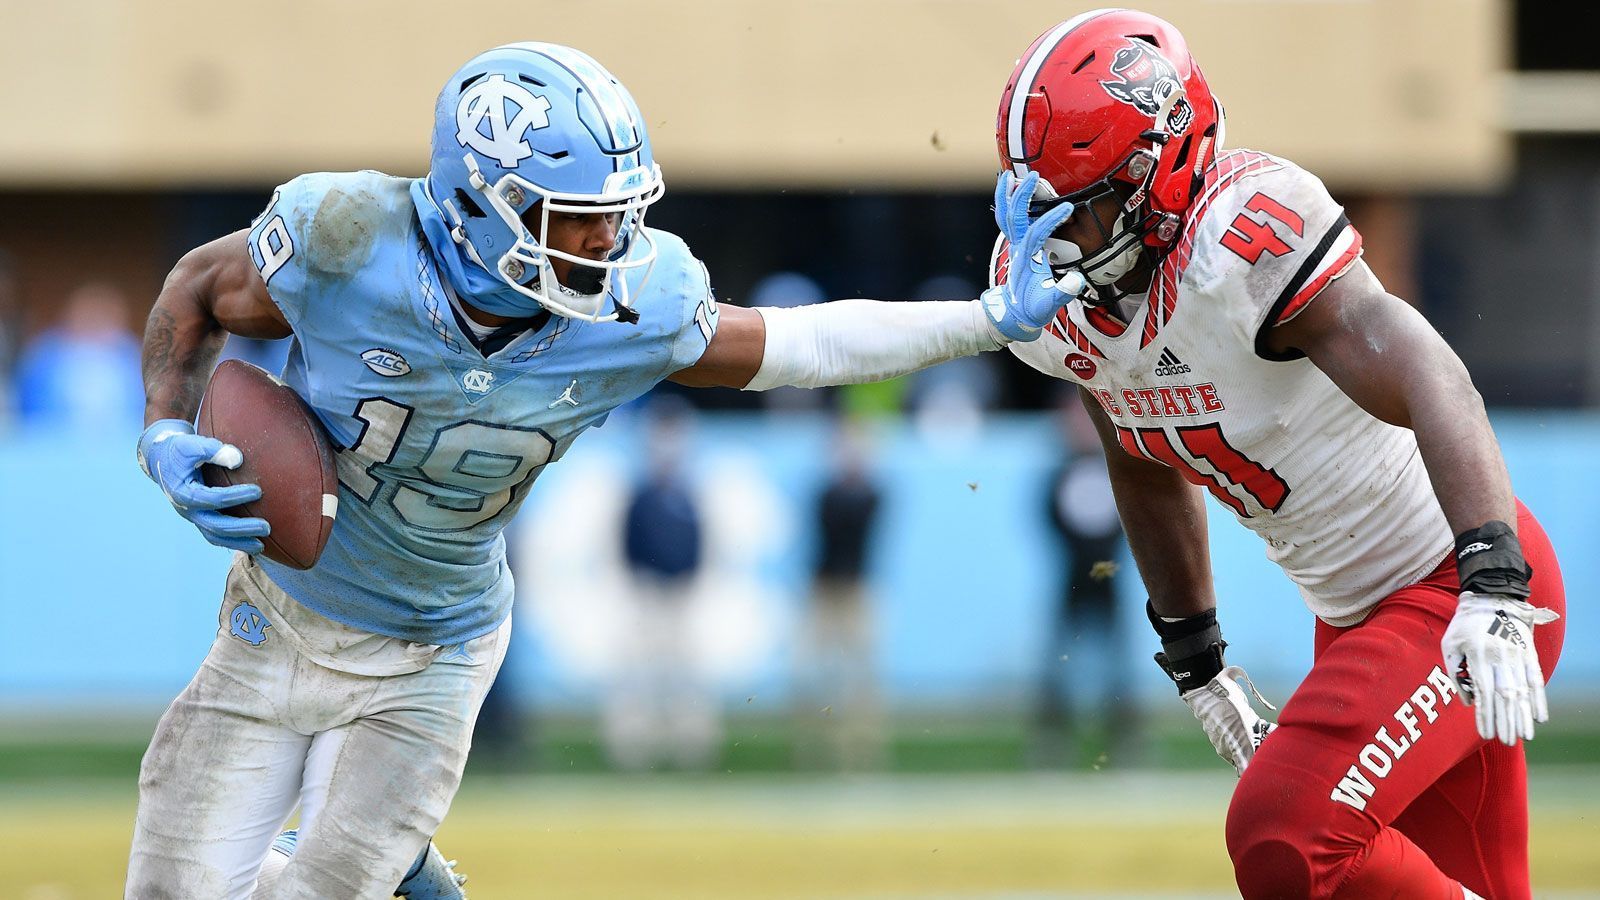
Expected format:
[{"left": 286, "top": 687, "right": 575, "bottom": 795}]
[{"left": 996, "top": 9, "right": 1223, "bottom": 286}]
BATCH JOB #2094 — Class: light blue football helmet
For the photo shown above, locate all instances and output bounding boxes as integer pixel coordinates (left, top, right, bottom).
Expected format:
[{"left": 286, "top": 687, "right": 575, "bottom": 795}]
[{"left": 423, "top": 43, "right": 664, "bottom": 321}]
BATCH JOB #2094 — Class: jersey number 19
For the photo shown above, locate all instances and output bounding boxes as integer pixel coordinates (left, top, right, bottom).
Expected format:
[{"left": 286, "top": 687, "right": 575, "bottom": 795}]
[{"left": 337, "top": 397, "right": 554, "bottom": 531}]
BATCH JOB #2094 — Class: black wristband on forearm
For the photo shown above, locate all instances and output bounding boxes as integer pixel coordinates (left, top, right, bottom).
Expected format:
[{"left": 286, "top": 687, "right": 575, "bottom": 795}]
[
  {"left": 1147, "top": 600, "right": 1227, "bottom": 693},
  {"left": 1455, "top": 520, "right": 1533, "bottom": 599}
]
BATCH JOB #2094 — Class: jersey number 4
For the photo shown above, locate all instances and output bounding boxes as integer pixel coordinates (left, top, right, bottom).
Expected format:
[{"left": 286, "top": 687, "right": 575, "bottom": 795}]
[
  {"left": 1116, "top": 423, "right": 1290, "bottom": 517},
  {"left": 1219, "top": 192, "right": 1304, "bottom": 265}
]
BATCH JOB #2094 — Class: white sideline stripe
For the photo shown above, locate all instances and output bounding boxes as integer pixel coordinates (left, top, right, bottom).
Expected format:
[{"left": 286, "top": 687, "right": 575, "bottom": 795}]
[
  {"left": 453, "top": 771, "right": 1242, "bottom": 828},
  {"left": 1006, "top": 8, "right": 1123, "bottom": 175},
  {"left": 853, "top": 893, "right": 1239, "bottom": 899}
]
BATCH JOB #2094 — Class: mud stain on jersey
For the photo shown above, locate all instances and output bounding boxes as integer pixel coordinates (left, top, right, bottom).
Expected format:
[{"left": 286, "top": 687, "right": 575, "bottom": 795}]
[{"left": 307, "top": 187, "right": 383, "bottom": 276}]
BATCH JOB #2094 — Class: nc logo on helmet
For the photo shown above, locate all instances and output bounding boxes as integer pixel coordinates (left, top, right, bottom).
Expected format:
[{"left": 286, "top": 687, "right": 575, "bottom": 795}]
[
  {"left": 456, "top": 74, "right": 554, "bottom": 168},
  {"left": 1100, "top": 39, "right": 1194, "bottom": 135}
]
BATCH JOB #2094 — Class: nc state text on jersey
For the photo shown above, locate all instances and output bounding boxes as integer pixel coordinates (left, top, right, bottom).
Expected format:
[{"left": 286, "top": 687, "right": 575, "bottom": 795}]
[{"left": 1091, "top": 384, "right": 1225, "bottom": 419}]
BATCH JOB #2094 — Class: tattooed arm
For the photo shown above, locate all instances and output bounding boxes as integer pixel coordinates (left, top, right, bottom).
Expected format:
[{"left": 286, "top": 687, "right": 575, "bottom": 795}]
[
  {"left": 142, "top": 229, "right": 290, "bottom": 425},
  {"left": 133, "top": 229, "right": 288, "bottom": 551}
]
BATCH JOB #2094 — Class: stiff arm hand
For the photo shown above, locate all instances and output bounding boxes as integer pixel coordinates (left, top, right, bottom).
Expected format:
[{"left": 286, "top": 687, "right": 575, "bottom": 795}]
[{"left": 980, "top": 170, "right": 1087, "bottom": 342}]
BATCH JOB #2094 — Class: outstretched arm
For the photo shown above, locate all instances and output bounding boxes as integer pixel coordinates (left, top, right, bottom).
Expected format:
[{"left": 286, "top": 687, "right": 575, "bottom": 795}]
[
  {"left": 668, "top": 170, "right": 1083, "bottom": 391},
  {"left": 667, "top": 298, "right": 1003, "bottom": 390}
]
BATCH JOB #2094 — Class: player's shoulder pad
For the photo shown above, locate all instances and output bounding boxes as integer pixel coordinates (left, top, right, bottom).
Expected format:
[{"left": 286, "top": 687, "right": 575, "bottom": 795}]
[
  {"left": 250, "top": 171, "right": 414, "bottom": 284},
  {"left": 246, "top": 171, "right": 415, "bottom": 329},
  {"left": 1176, "top": 150, "right": 1360, "bottom": 352},
  {"left": 630, "top": 226, "right": 719, "bottom": 372},
  {"left": 1182, "top": 151, "right": 1342, "bottom": 259}
]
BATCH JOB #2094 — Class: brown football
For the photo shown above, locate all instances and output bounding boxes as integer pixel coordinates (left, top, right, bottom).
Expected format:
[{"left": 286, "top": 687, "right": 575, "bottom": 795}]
[{"left": 197, "top": 359, "right": 338, "bottom": 570}]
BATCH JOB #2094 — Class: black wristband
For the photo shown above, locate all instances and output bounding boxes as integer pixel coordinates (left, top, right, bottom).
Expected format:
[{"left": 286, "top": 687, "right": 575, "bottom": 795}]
[
  {"left": 1148, "top": 601, "right": 1227, "bottom": 693},
  {"left": 1455, "top": 521, "right": 1533, "bottom": 599}
]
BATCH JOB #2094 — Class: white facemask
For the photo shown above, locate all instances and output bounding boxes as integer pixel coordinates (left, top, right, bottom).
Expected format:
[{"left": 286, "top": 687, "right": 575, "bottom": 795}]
[
  {"left": 1083, "top": 213, "right": 1144, "bottom": 285},
  {"left": 1043, "top": 213, "right": 1143, "bottom": 288}
]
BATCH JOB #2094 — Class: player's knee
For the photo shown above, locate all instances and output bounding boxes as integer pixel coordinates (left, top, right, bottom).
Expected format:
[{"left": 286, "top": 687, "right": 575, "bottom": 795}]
[
  {"left": 1226, "top": 769, "right": 1319, "bottom": 898},
  {"left": 1227, "top": 834, "right": 1314, "bottom": 899}
]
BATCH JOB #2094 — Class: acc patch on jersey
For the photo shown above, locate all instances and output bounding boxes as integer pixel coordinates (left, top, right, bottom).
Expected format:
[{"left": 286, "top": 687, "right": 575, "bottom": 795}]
[
  {"left": 1064, "top": 352, "right": 1098, "bottom": 380},
  {"left": 361, "top": 347, "right": 411, "bottom": 377}
]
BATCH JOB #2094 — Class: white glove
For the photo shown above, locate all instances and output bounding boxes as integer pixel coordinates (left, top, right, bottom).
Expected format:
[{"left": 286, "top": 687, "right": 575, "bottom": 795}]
[
  {"left": 1180, "top": 665, "right": 1277, "bottom": 776},
  {"left": 1443, "top": 592, "right": 1559, "bottom": 746}
]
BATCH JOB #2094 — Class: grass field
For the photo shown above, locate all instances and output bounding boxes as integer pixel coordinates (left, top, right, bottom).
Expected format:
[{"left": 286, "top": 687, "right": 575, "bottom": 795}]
[{"left": 6, "top": 768, "right": 1600, "bottom": 898}]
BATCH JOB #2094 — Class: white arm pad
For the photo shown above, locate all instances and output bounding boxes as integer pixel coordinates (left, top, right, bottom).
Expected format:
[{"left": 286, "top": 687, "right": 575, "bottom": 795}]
[{"left": 742, "top": 299, "right": 1005, "bottom": 392}]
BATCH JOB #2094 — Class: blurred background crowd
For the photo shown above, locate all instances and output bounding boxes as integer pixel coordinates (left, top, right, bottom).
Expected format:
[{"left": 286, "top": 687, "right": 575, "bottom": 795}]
[
  {"left": 1, "top": 0, "right": 1598, "bottom": 775},
  {"left": 2, "top": 1, "right": 1600, "bottom": 894},
  {"left": 9, "top": 1, "right": 1600, "bottom": 890}
]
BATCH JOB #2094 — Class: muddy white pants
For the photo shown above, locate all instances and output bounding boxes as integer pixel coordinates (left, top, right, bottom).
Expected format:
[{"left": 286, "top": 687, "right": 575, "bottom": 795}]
[{"left": 126, "top": 555, "right": 508, "bottom": 899}]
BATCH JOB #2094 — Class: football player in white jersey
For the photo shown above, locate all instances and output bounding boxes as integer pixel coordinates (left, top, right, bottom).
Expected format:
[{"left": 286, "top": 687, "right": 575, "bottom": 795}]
[
  {"left": 991, "top": 10, "right": 1564, "bottom": 900},
  {"left": 128, "top": 42, "right": 1079, "bottom": 899}
]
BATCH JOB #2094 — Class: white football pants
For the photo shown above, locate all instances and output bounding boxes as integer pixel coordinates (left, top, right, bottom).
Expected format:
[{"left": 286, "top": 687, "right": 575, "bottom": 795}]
[{"left": 125, "top": 554, "right": 508, "bottom": 899}]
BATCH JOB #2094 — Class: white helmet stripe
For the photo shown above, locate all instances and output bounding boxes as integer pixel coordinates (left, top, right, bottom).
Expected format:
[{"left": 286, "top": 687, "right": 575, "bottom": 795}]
[
  {"left": 521, "top": 42, "right": 641, "bottom": 166},
  {"left": 1006, "top": 8, "right": 1124, "bottom": 176}
]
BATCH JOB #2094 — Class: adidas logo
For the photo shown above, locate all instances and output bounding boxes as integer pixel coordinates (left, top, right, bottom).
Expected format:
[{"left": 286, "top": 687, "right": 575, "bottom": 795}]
[
  {"left": 1487, "top": 611, "right": 1528, "bottom": 650},
  {"left": 1154, "top": 347, "right": 1192, "bottom": 377}
]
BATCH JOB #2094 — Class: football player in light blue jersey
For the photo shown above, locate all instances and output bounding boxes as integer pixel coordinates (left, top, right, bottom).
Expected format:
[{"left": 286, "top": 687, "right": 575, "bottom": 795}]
[{"left": 128, "top": 42, "right": 1080, "bottom": 898}]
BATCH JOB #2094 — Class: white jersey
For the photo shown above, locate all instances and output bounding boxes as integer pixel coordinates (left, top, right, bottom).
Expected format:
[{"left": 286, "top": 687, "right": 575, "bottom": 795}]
[{"left": 1006, "top": 149, "right": 1452, "bottom": 625}]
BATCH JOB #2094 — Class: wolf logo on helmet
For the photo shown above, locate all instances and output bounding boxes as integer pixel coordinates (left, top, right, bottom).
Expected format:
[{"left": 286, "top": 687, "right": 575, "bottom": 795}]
[
  {"left": 1100, "top": 39, "right": 1194, "bottom": 136},
  {"left": 994, "top": 9, "right": 1226, "bottom": 306}
]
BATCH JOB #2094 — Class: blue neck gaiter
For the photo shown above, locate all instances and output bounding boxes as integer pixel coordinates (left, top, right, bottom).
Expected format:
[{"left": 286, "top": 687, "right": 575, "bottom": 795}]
[{"left": 409, "top": 177, "right": 546, "bottom": 318}]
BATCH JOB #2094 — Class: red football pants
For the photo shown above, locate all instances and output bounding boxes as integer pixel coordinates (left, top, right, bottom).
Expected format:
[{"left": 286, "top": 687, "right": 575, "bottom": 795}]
[{"left": 1226, "top": 502, "right": 1565, "bottom": 899}]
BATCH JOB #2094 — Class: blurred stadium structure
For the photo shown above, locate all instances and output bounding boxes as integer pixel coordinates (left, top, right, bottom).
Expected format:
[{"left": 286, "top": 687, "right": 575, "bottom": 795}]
[{"left": 3, "top": 1, "right": 1600, "bottom": 896}]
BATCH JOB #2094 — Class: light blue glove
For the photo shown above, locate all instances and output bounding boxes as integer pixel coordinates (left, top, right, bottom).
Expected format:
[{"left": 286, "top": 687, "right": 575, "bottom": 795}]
[
  {"left": 137, "top": 419, "right": 269, "bottom": 553},
  {"left": 980, "top": 170, "right": 1088, "bottom": 342}
]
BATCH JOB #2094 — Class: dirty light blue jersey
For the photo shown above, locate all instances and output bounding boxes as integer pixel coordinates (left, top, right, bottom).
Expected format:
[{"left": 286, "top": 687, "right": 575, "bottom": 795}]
[{"left": 244, "top": 170, "right": 717, "bottom": 644}]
